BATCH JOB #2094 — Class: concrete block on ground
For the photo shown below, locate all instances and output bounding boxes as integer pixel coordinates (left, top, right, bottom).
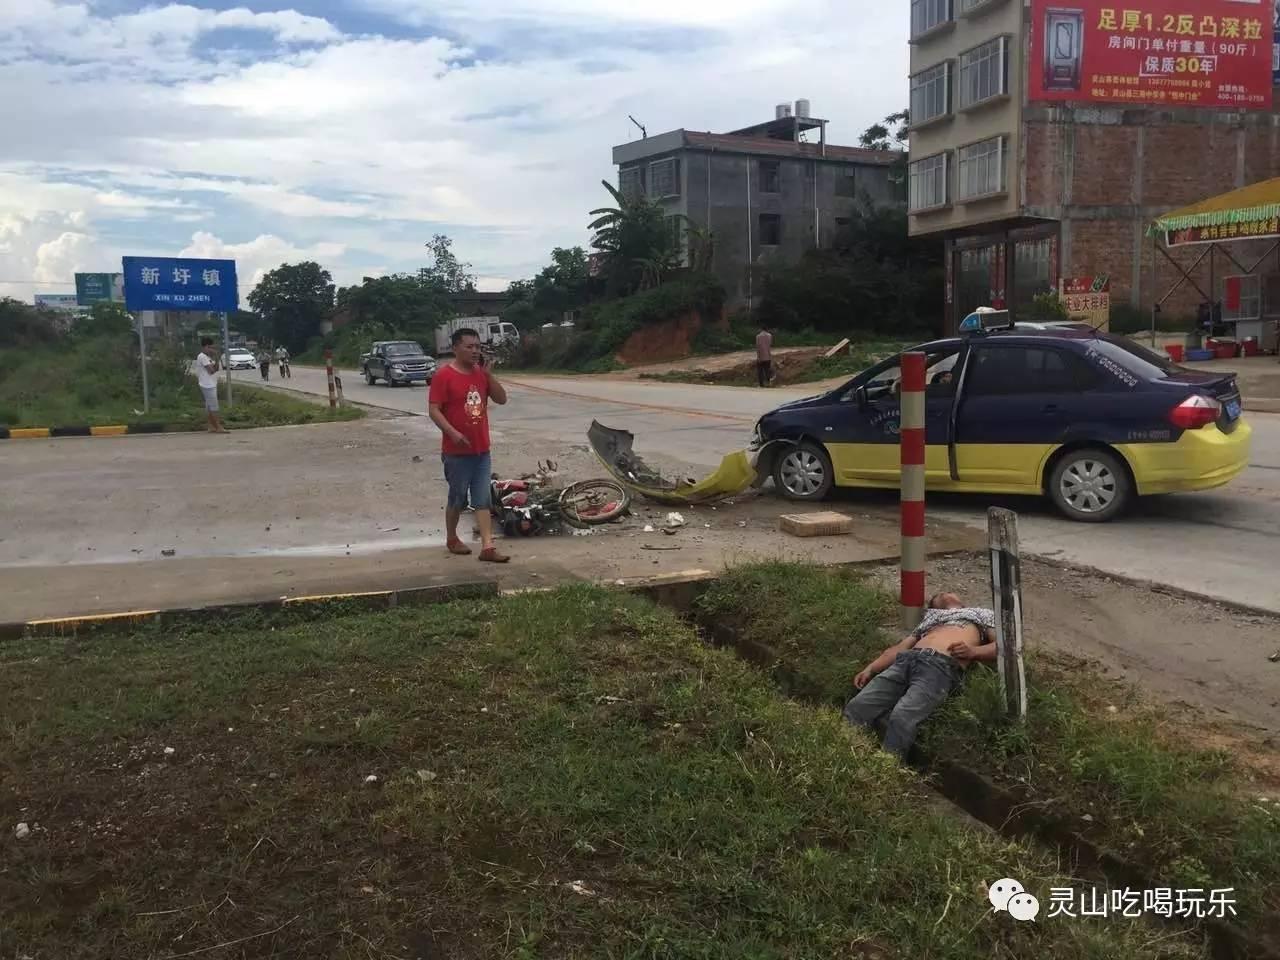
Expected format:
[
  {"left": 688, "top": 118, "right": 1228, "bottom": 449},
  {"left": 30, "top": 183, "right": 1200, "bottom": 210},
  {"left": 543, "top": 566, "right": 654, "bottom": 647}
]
[{"left": 779, "top": 511, "right": 854, "bottom": 538}]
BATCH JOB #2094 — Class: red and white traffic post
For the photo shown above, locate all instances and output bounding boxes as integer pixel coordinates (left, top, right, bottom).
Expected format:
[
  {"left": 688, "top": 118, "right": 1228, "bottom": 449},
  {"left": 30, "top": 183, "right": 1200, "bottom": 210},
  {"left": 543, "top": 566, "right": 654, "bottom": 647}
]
[
  {"left": 899, "top": 351, "right": 927, "bottom": 628},
  {"left": 324, "top": 349, "right": 337, "bottom": 409}
]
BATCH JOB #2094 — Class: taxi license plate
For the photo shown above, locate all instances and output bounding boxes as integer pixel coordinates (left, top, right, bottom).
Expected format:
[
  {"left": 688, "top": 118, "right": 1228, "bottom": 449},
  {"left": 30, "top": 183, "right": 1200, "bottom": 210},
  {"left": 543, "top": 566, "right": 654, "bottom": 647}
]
[{"left": 1225, "top": 399, "right": 1241, "bottom": 421}]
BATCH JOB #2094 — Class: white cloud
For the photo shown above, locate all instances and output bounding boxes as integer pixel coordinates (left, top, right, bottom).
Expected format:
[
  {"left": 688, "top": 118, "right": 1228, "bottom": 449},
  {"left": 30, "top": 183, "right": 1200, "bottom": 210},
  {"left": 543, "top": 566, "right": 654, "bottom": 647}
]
[
  {"left": 0, "top": 0, "right": 907, "bottom": 298},
  {"left": 178, "top": 231, "right": 347, "bottom": 294}
]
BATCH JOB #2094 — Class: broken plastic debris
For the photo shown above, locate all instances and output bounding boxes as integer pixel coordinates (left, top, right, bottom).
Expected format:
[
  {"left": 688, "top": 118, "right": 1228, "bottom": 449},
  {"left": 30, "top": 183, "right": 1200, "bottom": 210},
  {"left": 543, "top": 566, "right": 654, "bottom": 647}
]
[
  {"left": 363, "top": 774, "right": 379, "bottom": 785},
  {"left": 14, "top": 822, "right": 30, "bottom": 840},
  {"left": 643, "top": 524, "right": 655, "bottom": 533},
  {"left": 163, "top": 746, "right": 175, "bottom": 756},
  {"left": 571, "top": 527, "right": 593, "bottom": 537},
  {"left": 564, "top": 880, "right": 598, "bottom": 897},
  {"left": 666, "top": 512, "right": 686, "bottom": 527}
]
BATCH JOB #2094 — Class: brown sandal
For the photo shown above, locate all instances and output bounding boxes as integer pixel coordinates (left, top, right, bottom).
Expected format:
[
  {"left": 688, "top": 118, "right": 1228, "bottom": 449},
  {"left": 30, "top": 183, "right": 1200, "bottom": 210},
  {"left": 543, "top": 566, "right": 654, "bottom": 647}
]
[
  {"left": 478, "top": 547, "right": 510, "bottom": 563},
  {"left": 447, "top": 539, "right": 472, "bottom": 556}
]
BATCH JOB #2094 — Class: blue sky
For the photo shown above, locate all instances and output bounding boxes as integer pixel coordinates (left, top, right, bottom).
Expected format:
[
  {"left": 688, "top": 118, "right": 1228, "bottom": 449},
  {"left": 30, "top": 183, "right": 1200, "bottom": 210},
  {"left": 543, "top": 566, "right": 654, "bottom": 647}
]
[{"left": 0, "top": 0, "right": 906, "bottom": 305}]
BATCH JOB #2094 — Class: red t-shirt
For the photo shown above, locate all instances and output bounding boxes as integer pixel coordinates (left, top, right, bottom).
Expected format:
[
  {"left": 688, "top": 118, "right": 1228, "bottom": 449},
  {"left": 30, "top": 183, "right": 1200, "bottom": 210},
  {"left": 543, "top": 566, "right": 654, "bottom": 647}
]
[{"left": 429, "top": 363, "right": 490, "bottom": 455}]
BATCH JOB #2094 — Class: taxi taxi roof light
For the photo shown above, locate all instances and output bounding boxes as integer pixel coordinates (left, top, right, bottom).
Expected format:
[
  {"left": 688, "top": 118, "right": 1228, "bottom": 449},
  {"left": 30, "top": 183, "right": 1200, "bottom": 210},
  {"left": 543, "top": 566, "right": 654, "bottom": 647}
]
[
  {"left": 1168, "top": 394, "right": 1221, "bottom": 430},
  {"left": 959, "top": 307, "right": 1013, "bottom": 335}
]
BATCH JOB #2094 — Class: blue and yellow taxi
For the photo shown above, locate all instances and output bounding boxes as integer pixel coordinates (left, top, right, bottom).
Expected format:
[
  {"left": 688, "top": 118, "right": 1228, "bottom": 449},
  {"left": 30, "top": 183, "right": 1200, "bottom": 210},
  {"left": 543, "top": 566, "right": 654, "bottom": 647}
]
[{"left": 751, "top": 312, "right": 1251, "bottom": 522}]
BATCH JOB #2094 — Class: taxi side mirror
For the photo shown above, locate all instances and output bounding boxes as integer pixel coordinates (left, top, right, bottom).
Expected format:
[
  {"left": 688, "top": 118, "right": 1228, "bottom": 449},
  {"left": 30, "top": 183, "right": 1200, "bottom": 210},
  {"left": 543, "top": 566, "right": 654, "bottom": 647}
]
[{"left": 855, "top": 386, "right": 869, "bottom": 409}]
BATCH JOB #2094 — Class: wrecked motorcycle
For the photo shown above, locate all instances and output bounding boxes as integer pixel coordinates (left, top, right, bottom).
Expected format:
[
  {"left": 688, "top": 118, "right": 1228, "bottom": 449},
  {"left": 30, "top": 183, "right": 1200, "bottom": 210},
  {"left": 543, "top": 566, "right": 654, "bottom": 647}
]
[{"left": 490, "top": 476, "right": 631, "bottom": 536}]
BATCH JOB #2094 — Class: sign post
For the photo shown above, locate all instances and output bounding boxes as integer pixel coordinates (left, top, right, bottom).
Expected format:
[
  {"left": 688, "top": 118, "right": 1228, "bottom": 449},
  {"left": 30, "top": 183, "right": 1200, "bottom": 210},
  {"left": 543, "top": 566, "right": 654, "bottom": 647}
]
[
  {"left": 220, "top": 312, "right": 233, "bottom": 408},
  {"left": 137, "top": 316, "right": 150, "bottom": 414},
  {"left": 122, "top": 256, "right": 238, "bottom": 411},
  {"left": 988, "top": 507, "right": 1027, "bottom": 721}
]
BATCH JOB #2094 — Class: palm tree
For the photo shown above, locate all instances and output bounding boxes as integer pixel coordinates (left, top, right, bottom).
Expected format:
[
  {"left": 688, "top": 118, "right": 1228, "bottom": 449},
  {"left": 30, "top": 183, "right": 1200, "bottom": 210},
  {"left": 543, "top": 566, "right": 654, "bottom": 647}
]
[{"left": 589, "top": 180, "right": 687, "bottom": 296}]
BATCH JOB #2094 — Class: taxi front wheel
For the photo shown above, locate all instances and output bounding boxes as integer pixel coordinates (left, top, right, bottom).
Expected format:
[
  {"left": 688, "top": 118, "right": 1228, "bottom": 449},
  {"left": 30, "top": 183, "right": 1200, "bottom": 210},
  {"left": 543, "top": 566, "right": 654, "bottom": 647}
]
[
  {"left": 774, "top": 441, "right": 833, "bottom": 501},
  {"left": 1048, "top": 448, "right": 1132, "bottom": 523}
]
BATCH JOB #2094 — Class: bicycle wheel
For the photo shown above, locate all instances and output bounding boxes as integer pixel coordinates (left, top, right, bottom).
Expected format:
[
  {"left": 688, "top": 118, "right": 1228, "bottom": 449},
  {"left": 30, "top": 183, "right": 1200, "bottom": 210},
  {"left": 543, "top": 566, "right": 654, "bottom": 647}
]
[{"left": 559, "top": 479, "right": 630, "bottom": 527}]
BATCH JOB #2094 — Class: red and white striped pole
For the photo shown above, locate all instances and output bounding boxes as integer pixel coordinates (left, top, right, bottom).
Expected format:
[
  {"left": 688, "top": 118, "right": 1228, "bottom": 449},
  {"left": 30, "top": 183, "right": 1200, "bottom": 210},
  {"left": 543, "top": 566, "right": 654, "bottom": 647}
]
[
  {"left": 900, "top": 351, "right": 927, "bottom": 628},
  {"left": 325, "top": 349, "right": 337, "bottom": 409}
]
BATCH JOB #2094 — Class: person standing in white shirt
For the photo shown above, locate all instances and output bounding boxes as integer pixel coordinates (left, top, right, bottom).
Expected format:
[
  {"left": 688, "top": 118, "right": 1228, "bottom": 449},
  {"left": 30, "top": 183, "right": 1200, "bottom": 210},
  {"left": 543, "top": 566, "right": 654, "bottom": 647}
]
[{"left": 193, "top": 337, "right": 227, "bottom": 433}]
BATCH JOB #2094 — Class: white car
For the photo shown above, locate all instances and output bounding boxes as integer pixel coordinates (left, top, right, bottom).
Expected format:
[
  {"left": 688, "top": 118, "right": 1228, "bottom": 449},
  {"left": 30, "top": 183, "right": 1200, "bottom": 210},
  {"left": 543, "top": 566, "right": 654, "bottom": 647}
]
[{"left": 226, "top": 349, "right": 256, "bottom": 370}]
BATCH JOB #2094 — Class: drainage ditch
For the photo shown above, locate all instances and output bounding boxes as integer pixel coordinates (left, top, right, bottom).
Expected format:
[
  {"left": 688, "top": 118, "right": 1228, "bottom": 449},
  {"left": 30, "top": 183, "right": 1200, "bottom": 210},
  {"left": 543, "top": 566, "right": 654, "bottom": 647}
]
[{"left": 633, "top": 575, "right": 1277, "bottom": 960}]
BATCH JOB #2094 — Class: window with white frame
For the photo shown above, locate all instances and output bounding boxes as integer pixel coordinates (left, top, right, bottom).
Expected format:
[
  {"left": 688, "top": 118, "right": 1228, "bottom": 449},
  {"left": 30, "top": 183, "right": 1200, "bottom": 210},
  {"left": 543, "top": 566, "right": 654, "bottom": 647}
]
[
  {"left": 958, "top": 0, "right": 1002, "bottom": 13},
  {"left": 958, "top": 36, "right": 1009, "bottom": 108},
  {"left": 911, "top": 0, "right": 952, "bottom": 38},
  {"left": 648, "top": 158, "right": 680, "bottom": 198},
  {"left": 909, "top": 153, "right": 948, "bottom": 211},
  {"left": 957, "top": 136, "right": 1006, "bottom": 200},
  {"left": 910, "top": 62, "right": 951, "bottom": 125}
]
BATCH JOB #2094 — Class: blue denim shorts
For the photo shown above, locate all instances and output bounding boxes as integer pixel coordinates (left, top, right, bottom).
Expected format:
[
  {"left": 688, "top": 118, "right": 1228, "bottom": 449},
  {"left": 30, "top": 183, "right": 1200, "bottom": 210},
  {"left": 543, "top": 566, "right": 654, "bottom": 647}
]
[{"left": 443, "top": 453, "right": 492, "bottom": 510}]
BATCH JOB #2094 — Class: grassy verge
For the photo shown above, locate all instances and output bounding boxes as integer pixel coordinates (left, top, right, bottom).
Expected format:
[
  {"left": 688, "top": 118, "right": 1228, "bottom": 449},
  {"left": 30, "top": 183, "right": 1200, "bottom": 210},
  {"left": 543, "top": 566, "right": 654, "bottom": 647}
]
[
  {"left": 0, "top": 334, "right": 362, "bottom": 430},
  {"left": 0, "top": 588, "right": 1203, "bottom": 959},
  {"left": 695, "top": 563, "right": 1280, "bottom": 936}
]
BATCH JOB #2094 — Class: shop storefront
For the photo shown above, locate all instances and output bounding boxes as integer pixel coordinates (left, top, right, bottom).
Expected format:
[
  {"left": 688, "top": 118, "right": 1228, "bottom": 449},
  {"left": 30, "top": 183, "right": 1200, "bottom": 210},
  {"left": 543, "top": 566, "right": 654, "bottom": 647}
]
[{"left": 944, "top": 224, "right": 1060, "bottom": 333}]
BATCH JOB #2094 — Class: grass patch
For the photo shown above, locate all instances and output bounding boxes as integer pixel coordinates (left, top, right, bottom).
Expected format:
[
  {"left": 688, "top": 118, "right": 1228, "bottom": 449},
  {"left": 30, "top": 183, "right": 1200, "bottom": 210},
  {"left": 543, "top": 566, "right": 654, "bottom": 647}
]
[
  {"left": 695, "top": 563, "right": 1280, "bottom": 937},
  {"left": 0, "top": 587, "right": 1204, "bottom": 959},
  {"left": 0, "top": 335, "right": 362, "bottom": 429}
]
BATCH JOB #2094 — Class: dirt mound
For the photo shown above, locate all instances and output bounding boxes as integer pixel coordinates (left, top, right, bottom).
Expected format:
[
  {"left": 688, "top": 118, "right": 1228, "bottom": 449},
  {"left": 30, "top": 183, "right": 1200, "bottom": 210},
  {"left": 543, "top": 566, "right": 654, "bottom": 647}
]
[{"left": 640, "top": 347, "right": 828, "bottom": 385}]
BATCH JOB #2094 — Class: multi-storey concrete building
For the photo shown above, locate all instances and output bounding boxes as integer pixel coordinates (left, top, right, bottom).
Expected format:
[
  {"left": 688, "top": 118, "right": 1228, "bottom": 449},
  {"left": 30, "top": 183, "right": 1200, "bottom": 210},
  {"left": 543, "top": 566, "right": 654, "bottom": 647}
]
[
  {"left": 613, "top": 104, "right": 904, "bottom": 307},
  {"left": 908, "top": 0, "right": 1280, "bottom": 341}
]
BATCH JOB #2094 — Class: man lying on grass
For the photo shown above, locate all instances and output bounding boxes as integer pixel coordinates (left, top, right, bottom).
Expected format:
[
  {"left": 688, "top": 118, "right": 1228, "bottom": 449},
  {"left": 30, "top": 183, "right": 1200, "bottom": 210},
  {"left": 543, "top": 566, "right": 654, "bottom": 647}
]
[{"left": 844, "top": 592, "right": 996, "bottom": 759}]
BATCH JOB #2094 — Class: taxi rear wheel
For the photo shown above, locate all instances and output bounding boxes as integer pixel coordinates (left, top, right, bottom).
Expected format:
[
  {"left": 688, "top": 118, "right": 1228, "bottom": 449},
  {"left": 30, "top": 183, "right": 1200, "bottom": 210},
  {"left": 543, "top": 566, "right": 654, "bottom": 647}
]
[
  {"left": 774, "top": 441, "right": 833, "bottom": 501},
  {"left": 1048, "top": 448, "right": 1132, "bottom": 523}
]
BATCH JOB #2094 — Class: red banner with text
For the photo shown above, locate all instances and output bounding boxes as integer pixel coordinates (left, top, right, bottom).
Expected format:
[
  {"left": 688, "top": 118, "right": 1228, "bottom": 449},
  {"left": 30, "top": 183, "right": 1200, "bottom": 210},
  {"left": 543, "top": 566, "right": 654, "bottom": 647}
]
[{"left": 1029, "top": 0, "right": 1274, "bottom": 110}]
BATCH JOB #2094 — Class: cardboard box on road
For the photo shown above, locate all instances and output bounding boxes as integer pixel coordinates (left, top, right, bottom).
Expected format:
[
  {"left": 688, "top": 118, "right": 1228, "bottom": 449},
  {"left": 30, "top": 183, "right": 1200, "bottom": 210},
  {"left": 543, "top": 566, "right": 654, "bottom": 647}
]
[{"left": 779, "top": 512, "right": 854, "bottom": 538}]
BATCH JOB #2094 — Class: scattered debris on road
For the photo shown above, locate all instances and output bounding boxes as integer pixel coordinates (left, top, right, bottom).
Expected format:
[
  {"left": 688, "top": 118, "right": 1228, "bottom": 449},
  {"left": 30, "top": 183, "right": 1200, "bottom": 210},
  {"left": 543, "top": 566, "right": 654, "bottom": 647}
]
[
  {"left": 160, "top": 548, "right": 176, "bottom": 557},
  {"left": 588, "top": 421, "right": 755, "bottom": 505},
  {"left": 14, "top": 822, "right": 30, "bottom": 840},
  {"left": 666, "top": 512, "right": 686, "bottom": 528}
]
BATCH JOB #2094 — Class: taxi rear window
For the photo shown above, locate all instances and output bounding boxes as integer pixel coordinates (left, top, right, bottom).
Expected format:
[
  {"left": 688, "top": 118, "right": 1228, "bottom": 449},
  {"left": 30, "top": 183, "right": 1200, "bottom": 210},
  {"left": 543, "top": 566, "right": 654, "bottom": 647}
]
[{"left": 1087, "top": 338, "right": 1176, "bottom": 381}]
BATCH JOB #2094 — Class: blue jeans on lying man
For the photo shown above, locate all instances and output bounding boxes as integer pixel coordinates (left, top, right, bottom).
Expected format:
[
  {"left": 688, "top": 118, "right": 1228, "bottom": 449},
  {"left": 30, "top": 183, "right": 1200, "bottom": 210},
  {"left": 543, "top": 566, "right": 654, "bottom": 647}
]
[{"left": 842, "top": 648, "right": 964, "bottom": 758}]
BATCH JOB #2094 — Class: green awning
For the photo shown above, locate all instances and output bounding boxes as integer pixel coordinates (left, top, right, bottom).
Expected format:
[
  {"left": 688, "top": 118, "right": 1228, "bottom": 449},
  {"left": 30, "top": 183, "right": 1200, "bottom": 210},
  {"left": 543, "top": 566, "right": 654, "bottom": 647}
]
[{"left": 1149, "top": 177, "right": 1280, "bottom": 233}]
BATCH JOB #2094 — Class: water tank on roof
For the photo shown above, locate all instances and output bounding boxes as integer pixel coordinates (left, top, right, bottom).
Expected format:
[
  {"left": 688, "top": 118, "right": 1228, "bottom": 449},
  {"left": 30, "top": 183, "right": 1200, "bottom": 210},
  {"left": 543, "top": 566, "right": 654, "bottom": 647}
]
[
  {"left": 795, "top": 98, "right": 811, "bottom": 118},
  {"left": 775, "top": 103, "right": 792, "bottom": 119}
]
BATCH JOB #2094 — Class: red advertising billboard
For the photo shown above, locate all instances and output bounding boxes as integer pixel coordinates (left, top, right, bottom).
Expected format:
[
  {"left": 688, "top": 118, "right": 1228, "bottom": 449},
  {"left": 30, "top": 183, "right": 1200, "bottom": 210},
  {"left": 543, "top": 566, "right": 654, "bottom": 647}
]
[{"left": 1029, "top": 0, "right": 1274, "bottom": 110}]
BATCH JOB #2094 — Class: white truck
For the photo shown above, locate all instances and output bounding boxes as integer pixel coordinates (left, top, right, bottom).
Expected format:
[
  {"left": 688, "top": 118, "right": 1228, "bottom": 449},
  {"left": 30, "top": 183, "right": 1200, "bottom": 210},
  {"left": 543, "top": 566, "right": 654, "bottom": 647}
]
[{"left": 435, "top": 316, "right": 521, "bottom": 356}]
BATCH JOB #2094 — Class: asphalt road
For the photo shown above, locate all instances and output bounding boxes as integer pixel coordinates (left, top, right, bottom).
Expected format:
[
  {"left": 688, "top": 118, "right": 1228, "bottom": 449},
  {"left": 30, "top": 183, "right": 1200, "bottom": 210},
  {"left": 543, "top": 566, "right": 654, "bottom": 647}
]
[{"left": 265, "top": 363, "right": 1280, "bottom": 611}]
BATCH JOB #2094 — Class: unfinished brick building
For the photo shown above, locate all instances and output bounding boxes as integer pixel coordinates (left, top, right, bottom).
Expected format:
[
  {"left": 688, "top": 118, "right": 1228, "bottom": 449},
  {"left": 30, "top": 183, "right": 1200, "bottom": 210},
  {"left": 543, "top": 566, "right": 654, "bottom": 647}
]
[{"left": 907, "top": 0, "right": 1280, "bottom": 341}]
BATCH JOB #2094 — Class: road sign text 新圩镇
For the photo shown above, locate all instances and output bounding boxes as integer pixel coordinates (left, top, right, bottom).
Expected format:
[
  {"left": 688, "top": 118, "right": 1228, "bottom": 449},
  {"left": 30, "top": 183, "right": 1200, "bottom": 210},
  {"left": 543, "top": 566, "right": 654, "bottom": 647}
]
[{"left": 122, "top": 257, "right": 238, "bottom": 313}]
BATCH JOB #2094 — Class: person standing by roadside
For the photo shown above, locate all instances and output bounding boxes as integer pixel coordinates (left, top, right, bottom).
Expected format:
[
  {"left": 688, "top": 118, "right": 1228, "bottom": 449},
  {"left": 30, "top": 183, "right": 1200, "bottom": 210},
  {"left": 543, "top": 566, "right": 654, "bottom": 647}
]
[
  {"left": 755, "top": 324, "right": 774, "bottom": 387},
  {"left": 257, "top": 347, "right": 271, "bottom": 381},
  {"left": 428, "top": 328, "right": 510, "bottom": 563},
  {"left": 275, "top": 344, "right": 291, "bottom": 378},
  {"left": 193, "top": 337, "right": 227, "bottom": 433}
]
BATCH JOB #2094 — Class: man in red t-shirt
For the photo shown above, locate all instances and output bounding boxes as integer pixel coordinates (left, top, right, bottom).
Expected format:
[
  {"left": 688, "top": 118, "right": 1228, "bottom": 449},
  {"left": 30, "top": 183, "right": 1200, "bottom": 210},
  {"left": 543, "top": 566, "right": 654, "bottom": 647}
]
[{"left": 428, "top": 328, "right": 509, "bottom": 562}]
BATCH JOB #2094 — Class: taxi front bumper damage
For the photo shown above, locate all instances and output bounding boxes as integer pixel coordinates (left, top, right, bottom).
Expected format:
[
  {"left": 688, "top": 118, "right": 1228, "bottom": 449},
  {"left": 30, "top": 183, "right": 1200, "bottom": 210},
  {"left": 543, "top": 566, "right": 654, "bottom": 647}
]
[{"left": 587, "top": 420, "right": 761, "bottom": 505}]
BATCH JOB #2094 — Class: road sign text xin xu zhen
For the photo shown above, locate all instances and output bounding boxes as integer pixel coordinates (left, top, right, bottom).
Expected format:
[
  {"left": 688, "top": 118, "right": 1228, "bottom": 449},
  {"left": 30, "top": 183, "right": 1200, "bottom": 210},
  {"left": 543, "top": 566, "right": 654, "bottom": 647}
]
[{"left": 122, "top": 256, "right": 238, "bottom": 313}]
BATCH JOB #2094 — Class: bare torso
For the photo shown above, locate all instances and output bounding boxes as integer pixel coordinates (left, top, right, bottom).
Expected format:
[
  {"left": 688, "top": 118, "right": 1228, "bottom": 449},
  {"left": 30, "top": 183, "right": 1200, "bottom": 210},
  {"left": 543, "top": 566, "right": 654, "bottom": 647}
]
[{"left": 913, "top": 621, "right": 982, "bottom": 660}]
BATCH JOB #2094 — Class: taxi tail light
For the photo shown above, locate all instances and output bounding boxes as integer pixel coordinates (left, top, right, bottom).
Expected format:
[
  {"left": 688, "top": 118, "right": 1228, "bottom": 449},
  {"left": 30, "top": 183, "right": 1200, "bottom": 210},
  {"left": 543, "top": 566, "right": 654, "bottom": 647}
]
[{"left": 1168, "top": 394, "right": 1221, "bottom": 430}]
